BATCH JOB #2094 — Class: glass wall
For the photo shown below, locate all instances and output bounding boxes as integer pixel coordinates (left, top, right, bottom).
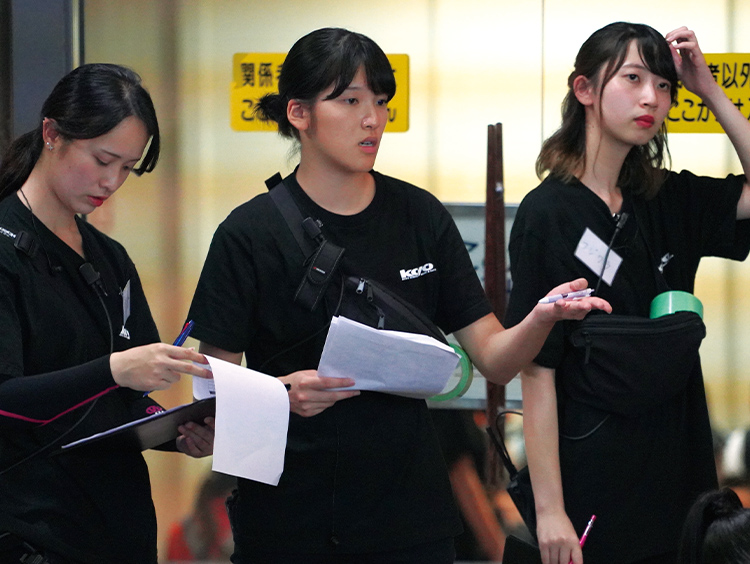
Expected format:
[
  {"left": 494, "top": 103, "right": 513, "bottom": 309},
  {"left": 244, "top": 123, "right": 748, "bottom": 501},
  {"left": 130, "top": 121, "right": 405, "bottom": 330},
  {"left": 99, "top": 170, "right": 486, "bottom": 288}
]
[{"left": 83, "top": 0, "right": 750, "bottom": 557}]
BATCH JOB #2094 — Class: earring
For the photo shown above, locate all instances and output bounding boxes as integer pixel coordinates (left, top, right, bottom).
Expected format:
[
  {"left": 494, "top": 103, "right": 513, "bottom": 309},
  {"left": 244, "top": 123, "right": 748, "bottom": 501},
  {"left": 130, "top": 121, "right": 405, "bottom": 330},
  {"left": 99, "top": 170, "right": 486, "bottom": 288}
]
[{"left": 46, "top": 142, "right": 54, "bottom": 151}]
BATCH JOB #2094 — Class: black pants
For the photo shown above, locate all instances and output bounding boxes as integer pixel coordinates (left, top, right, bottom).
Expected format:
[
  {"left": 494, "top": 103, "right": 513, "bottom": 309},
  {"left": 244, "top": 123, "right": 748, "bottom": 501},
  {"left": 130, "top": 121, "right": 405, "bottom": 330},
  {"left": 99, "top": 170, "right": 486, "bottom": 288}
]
[
  {"left": 232, "top": 536, "right": 456, "bottom": 564},
  {"left": 630, "top": 552, "right": 677, "bottom": 564}
]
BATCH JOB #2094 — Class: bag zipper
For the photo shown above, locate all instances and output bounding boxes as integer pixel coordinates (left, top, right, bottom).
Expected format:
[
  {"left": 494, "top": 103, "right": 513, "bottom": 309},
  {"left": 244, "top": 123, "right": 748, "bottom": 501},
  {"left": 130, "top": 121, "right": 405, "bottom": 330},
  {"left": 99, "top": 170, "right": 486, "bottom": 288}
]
[{"left": 356, "top": 278, "right": 385, "bottom": 329}]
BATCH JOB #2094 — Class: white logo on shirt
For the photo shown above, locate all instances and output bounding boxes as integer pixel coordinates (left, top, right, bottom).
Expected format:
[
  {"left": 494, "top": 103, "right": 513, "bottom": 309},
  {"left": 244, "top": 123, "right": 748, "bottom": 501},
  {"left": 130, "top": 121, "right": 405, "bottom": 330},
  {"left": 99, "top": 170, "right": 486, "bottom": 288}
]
[
  {"left": 658, "top": 253, "right": 674, "bottom": 274},
  {"left": 400, "top": 262, "right": 436, "bottom": 281}
]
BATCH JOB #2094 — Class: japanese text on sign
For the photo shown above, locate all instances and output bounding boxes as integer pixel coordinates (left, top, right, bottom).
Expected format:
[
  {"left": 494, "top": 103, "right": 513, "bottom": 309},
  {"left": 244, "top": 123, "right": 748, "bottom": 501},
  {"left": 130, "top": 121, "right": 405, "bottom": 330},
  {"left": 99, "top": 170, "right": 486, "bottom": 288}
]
[
  {"left": 231, "top": 53, "right": 410, "bottom": 132},
  {"left": 668, "top": 54, "right": 750, "bottom": 133}
]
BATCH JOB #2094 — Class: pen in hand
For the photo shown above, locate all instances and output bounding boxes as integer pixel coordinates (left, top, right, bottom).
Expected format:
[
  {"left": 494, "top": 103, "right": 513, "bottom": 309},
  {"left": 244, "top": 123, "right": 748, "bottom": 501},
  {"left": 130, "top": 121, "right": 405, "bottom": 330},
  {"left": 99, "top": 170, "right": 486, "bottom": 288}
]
[
  {"left": 172, "top": 320, "right": 195, "bottom": 347},
  {"left": 538, "top": 288, "right": 594, "bottom": 304},
  {"left": 569, "top": 515, "right": 596, "bottom": 564},
  {"left": 143, "top": 320, "right": 195, "bottom": 397},
  {"left": 579, "top": 514, "right": 596, "bottom": 547}
]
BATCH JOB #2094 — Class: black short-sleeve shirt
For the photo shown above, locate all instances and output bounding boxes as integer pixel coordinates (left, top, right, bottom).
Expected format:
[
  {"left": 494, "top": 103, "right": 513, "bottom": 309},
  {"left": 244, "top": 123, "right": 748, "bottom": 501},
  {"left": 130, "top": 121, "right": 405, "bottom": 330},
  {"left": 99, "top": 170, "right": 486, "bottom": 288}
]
[
  {"left": 188, "top": 170, "right": 493, "bottom": 554},
  {"left": 505, "top": 171, "right": 750, "bottom": 563}
]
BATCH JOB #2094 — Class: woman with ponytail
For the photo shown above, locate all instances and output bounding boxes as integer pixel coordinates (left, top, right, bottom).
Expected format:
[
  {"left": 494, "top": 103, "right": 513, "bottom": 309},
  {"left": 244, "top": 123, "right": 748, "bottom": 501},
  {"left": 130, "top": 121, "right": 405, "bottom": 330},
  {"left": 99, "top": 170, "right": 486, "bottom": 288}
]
[
  {"left": 187, "top": 27, "right": 609, "bottom": 563},
  {"left": 0, "top": 63, "right": 214, "bottom": 563}
]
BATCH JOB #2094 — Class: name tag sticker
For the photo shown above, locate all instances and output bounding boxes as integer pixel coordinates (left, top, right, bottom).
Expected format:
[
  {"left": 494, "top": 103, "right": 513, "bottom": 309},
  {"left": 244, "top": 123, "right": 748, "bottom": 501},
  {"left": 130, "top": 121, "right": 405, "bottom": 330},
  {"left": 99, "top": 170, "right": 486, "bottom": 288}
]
[{"left": 574, "top": 228, "right": 623, "bottom": 286}]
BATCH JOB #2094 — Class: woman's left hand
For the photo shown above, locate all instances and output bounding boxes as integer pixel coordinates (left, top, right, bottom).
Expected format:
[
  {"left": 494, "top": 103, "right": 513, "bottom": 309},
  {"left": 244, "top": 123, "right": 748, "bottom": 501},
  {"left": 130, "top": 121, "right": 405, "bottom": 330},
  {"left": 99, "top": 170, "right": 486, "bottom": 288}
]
[
  {"left": 176, "top": 416, "right": 215, "bottom": 458},
  {"left": 666, "top": 27, "right": 717, "bottom": 99}
]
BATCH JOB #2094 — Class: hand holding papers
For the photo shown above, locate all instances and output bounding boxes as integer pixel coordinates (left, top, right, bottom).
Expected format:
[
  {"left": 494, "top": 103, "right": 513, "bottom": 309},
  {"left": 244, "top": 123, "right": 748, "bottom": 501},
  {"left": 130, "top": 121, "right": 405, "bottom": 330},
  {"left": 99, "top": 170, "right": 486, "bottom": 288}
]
[{"left": 319, "top": 316, "right": 460, "bottom": 399}]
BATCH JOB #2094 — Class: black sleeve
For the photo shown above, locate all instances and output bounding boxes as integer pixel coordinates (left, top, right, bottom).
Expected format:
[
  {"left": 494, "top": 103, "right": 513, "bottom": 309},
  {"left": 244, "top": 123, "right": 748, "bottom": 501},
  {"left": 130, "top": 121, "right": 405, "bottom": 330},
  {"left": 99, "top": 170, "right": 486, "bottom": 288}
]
[
  {"left": 505, "top": 197, "right": 567, "bottom": 369},
  {"left": 188, "top": 215, "right": 259, "bottom": 353},
  {"left": 432, "top": 200, "right": 493, "bottom": 334},
  {"left": 0, "top": 356, "right": 117, "bottom": 430},
  {"left": 671, "top": 170, "right": 750, "bottom": 260}
]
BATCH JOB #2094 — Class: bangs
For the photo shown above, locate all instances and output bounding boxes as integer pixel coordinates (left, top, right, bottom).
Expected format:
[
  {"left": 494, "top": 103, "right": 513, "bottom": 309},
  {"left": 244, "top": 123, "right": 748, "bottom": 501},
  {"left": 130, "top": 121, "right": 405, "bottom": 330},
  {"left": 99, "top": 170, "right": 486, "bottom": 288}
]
[
  {"left": 635, "top": 36, "right": 679, "bottom": 102},
  {"left": 323, "top": 35, "right": 396, "bottom": 101}
]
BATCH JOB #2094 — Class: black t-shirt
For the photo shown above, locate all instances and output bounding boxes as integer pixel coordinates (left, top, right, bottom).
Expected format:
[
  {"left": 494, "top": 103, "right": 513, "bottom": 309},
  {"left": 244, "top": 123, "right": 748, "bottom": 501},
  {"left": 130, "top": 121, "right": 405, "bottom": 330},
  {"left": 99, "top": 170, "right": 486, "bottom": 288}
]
[
  {"left": 0, "top": 194, "right": 163, "bottom": 564},
  {"left": 188, "top": 170, "right": 493, "bottom": 554},
  {"left": 505, "top": 171, "right": 750, "bottom": 563}
]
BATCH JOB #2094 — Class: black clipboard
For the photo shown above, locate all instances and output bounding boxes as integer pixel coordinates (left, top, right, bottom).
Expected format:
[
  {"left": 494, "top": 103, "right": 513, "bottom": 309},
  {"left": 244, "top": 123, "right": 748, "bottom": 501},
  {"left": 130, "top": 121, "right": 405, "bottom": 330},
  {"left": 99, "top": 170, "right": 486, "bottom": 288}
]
[
  {"left": 60, "top": 397, "right": 216, "bottom": 453},
  {"left": 503, "top": 534, "right": 543, "bottom": 564}
]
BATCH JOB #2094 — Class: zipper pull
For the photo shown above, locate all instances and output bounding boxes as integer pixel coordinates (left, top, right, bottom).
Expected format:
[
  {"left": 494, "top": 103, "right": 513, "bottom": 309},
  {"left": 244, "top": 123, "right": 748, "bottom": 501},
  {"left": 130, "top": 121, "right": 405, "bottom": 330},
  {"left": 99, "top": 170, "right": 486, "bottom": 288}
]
[
  {"left": 584, "top": 333, "right": 592, "bottom": 364},
  {"left": 356, "top": 278, "right": 366, "bottom": 294},
  {"left": 376, "top": 305, "right": 386, "bottom": 329},
  {"left": 366, "top": 284, "right": 374, "bottom": 302}
]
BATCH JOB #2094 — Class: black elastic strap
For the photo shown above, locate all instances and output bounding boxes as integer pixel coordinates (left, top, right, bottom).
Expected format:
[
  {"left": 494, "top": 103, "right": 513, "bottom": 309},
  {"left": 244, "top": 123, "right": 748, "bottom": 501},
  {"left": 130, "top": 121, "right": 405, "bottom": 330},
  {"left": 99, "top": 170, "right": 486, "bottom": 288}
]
[{"left": 267, "top": 176, "right": 319, "bottom": 259}]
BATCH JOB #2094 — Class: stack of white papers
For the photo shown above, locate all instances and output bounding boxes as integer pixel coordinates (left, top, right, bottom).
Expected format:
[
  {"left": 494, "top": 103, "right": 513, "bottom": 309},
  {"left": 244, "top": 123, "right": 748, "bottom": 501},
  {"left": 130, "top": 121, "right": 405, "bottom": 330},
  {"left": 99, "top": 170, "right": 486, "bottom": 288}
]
[{"left": 319, "top": 316, "right": 460, "bottom": 399}]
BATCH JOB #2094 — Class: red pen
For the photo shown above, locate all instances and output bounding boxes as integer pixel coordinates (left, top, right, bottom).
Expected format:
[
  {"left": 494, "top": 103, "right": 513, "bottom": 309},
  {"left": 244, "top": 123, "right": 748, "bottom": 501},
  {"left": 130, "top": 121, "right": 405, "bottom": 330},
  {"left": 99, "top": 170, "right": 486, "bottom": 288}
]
[{"left": 568, "top": 515, "right": 596, "bottom": 564}]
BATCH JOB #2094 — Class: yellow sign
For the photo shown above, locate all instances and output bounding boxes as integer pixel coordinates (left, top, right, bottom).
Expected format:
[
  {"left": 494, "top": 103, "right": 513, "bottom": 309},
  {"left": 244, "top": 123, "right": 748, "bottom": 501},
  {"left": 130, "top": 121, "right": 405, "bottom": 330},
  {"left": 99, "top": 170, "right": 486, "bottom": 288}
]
[
  {"left": 668, "top": 54, "right": 750, "bottom": 133},
  {"left": 230, "top": 53, "right": 409, "bottom": 132}
]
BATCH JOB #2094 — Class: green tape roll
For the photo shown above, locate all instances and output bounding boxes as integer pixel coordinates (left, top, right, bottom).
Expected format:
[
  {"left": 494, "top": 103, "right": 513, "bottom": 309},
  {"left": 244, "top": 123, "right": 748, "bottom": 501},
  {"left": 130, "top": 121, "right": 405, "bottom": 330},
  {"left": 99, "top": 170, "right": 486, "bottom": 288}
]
[
  {"left": 650, "top": 290, "right": 703, "bottom": 319},
  {"left": 430, "top": 344, "right": 474, "bottom": 402}
]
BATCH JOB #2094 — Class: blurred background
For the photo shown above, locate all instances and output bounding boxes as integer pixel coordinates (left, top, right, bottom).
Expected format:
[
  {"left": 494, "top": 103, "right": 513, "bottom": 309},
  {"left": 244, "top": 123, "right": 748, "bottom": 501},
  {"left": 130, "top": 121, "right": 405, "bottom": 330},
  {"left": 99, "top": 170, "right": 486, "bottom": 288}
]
[{"left": 3, "top": 0, "right": 750, "bottom": 560}]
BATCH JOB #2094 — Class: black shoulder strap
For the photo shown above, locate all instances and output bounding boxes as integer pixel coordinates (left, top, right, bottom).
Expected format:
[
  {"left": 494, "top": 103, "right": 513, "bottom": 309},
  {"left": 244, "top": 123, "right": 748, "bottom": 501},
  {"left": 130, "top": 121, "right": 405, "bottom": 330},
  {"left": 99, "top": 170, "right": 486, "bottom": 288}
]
[
  {"left": 267, "top": 173, "right": 318, "bottom": 259},
  {"left": 265, "top": 174, "right": 345, "bottom": 311}
]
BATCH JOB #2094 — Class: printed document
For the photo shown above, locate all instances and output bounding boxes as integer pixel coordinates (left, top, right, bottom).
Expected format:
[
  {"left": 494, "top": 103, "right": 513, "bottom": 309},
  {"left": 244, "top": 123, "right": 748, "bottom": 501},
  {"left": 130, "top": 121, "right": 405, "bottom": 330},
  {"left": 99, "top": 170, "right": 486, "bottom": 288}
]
[{"left": 319, "top": 316, "right": 460, "bottom": 399}]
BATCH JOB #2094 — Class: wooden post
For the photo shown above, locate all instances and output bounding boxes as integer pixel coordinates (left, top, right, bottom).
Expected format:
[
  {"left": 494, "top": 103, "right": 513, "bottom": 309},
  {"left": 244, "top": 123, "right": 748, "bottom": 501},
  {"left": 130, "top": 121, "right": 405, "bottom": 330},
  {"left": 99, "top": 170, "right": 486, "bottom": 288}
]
[{"left": 484, "top": 123, "right": 507, "bottom": 486}]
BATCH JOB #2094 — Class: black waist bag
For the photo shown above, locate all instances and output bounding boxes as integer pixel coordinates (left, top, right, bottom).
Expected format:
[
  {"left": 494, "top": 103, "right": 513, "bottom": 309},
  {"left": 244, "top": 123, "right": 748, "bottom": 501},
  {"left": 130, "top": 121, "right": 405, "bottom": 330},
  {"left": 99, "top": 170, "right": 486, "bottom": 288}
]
[{"left": 560, "top": 310, "right": 706, "bottom": 416}]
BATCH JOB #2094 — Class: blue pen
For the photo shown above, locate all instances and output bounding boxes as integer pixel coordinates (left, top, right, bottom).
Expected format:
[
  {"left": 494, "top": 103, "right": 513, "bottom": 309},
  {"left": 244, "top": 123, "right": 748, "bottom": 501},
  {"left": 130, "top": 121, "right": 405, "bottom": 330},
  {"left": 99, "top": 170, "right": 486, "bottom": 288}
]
[
  {"left": 173, "top": 320, "right": 195, "bottom": 347},
  {"left": 143, "top": 320, "right": 195, "bottom": 396}
]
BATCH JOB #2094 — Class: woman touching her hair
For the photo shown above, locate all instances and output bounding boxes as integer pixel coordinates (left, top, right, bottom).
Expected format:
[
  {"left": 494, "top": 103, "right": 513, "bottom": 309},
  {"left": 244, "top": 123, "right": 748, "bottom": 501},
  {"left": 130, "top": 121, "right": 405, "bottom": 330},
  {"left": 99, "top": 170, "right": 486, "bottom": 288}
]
[{"left": 506, "top": 22, "right": 750, "bottom": 564}]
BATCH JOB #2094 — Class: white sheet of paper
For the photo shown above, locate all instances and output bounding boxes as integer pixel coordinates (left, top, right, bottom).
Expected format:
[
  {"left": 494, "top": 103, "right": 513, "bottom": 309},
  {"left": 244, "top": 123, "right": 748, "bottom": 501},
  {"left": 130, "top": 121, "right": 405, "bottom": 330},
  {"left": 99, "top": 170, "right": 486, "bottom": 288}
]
[
  {"left": 319, "top": 316, "right": 460, "bottom": 399},
  {"left": 203, "top": 356, "right": 289, "bottom": 486}
]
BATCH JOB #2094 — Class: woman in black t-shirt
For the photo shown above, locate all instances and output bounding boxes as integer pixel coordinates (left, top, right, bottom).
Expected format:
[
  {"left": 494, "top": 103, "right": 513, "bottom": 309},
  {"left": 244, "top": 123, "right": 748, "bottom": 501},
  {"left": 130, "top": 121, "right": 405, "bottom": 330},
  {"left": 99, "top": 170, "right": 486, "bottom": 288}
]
[
  {"left": 506, "top": 23, "right": 750, "bottom": 564},
  {"left": 188, "top": 27, "right": 609, "bottom": 564}
]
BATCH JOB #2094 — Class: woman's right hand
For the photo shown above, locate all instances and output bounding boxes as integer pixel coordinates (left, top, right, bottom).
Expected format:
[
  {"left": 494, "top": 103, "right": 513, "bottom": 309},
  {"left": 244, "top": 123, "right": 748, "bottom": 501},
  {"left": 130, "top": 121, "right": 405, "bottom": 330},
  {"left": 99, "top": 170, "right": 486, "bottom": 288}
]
[
  {"left": 537, "top": 509, "right": 583, "bottom": 564},
  {"left": 280, "top": 370, "right": 360, "bottom": 417},
  {"left": 110, "top": 343, "right": 212, "bottom": 391}
]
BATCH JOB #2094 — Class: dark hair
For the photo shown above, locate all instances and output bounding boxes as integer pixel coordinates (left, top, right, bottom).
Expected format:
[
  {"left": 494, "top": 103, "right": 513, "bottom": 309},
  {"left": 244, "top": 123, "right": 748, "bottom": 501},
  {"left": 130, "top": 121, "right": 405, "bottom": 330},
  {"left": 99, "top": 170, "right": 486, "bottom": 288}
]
[
  {"left": 537, "top": 22, "right": 679, "bottom": 199},
  {"left": 678, "top": 488, "right": 750, "bottom": 564},
  {"left": 0, "top": 63, "right": 160, "bottom": 200},
  {"left": 254, "top": 27, "right": 396, "bottom": 140}
]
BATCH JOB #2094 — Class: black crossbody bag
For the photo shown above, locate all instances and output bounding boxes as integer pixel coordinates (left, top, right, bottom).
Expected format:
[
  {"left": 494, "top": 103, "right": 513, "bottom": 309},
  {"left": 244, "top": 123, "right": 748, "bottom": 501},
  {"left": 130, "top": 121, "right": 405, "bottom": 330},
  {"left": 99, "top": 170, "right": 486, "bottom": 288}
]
[
  {"left": 486, "top": 410, "right": 538, "bottom": 541},
  {"left": 265, "top": 173, "right": 448, "bottom": 345}
]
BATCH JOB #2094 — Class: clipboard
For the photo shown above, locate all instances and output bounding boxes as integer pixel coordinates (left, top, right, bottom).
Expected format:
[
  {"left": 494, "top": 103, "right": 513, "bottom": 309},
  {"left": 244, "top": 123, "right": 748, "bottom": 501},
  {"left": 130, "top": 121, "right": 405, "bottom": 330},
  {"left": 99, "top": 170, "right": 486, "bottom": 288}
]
[
  {"left": 503, "top": 535, "right": 543, "bottom": 564},
  {"left": 60, "top": 397, "right": 216, "bottom": 453}
]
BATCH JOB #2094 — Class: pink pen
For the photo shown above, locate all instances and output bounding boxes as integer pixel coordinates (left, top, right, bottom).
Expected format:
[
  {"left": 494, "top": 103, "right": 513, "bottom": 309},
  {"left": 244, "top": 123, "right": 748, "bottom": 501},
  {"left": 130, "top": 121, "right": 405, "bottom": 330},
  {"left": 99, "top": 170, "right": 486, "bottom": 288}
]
[
  {"left": 568, "top": 515, "right": 596, "bottom": 564},
  {"left": 580, "top": 515, "right": 596, "bottom": 547}
]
